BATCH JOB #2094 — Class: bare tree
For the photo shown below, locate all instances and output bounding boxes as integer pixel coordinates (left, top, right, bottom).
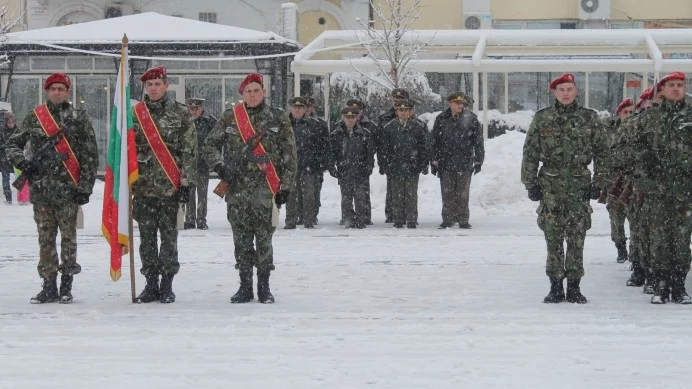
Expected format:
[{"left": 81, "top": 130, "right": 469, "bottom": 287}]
[
  {"left": 0, "top": 2, "right": 22, "bottom": 69},
  {"left": 355, "top": 0, "right": 431, "bottom": 90}
]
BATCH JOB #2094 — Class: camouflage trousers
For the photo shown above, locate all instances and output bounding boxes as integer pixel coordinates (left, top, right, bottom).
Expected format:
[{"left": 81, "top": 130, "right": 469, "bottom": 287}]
[
  {"left": 537, "top": 198, "right": 592, "bottom": 280},
  {"left": 627, "top": 202, "right": 643, "bottom": 267},
  {"left": 641, "top": 193, "right": 692, "bottom": 274},
  {"left": 227, "top": 201, "right": 276, "bottom": 273},
  {"left": 285, "top": 171, "right": 319, "bottom": 226},
  {"left": 391, "top": 175, "right": 419, "bottom": 224},
  {"left": 440, "top": 169, "right": 472, "bottom": 225},
  {"left": 606, "top": 192, "right": 629, "bottom": 244},
  {"left": 133, "top": 196, "right": 180, "bottom": 277},
  {"left": 339, "top": 177, "right": 370, "bottom": 225},
  {"left": 33, "top": 203, "right": 81, "bottom": 278},
  {"left": 185, "top": 174, "right": 209, "bottom": 226}
]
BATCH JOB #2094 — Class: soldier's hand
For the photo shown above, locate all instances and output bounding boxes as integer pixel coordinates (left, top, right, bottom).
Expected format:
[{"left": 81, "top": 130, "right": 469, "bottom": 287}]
[
  {"left": 74, "top": 192, "right": 91, "bottom": 205},
  {"left": 16, "top": 159, "right": 39, "bottom": 178},
  {"left": 527, "top": 185, "right": 542, "bottom": 201},
  {"left": 214, "top": 163, "right": 235, "bottom": 182},
  {"left": 587, "top": 184, "right": 601, "bottom": 201},
  {"left": 174, "top": 186, "right": 191, "bottom": 203},
  {"left": 378, "top": 166, "right": 386, "bottom": 175},
  {"left": 421, "top": 166, "right": 429, "bottom": 175},
  {"left": 329, "top": 169, "right": 341, "bottom": 179},
  {"left": 473, "top": 164, "right": 482, "bottom": 175},
  {"left": 274, "top": 189, "right": 290, "bottom": 208}
]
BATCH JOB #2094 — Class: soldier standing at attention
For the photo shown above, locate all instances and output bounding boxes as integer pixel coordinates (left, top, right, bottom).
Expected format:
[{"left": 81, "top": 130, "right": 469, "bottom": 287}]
[
  {"left": 377, "top": 88, "right": 409, "bottom": 223},
  {"left": 204, "top": 72, "right": 297, "bottom": 303},
  {"left": 603, "top": 98, "right": 634, "bottom": 263},
  {"left": 631, "top": 72, "right": 692, "bottom": 304},
  {"left": 305, "top": 96, "right": 328, "bottom": 222},
  {"left": 345, "top": 99, "right": 378, "bottom": 225},
  {"left": 521, "top": 73, "right": 608, "bottom": 304},
  {"left": 131, "top": 66, "right": 197, "bottom": 304},
  {"left": 431, "top": 92, "right": 484, "bottom": 229},
  {"left": 284, "top": 96, "right": 328, "bottom": 229},
  {"left": 5, "top": 72, "right": 99, "bottom": 304},
  {"left": 328, "top": 107, "right": 375, "bottom": 229},
  {"left": 183, "top": 98, "right": 215, "bottom": 230},
  {"left": 381, "top": 99, "right": 429, "bottom": 229}
]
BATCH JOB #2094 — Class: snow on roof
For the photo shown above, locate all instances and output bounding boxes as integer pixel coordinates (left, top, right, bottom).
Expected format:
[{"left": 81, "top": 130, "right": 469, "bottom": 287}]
[
  {"left": 293, "top": 29, "right": 692, "bottom": 74},
  {"left": 6, "top": 12, "right": 296, "bottom": 46}
]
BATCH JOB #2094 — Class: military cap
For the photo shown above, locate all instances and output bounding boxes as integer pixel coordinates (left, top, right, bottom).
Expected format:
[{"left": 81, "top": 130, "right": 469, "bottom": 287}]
[
  {"left": 615, "top": 98, "right": 634, "bottom": 115},
  {"left": 186, "top": 98, "right": 205, "bottom": 108},
  {"left": 289, "top": 96, "right": 308, "bottom": 106},
  {"left": 341, "top": 107, "right": 361, "bottom": 117},
  {"left": 44, "top": 73, "right": 71, "bottom": 90},
  {"left": 447, "top": 92, "right": 473, "bottom": 106},
  {"left": 657, "top": 71, "right": 686, "bottom": 91},
  {"left": 394, "top": 99, "right": 415, "bottom": 110},
  {"left": 549, "top": 73, "right": 576, "bottom": 90},
  {"left": 238, "top": 72, "right": 264, "bottom": 94},
  {"left": 140, "top": 66, "right": 167, "bottom": 82},
  {"left": 305, "top": 96, "right": 317, "bottom": 106},
  {"left": 346, "top": 99, "right": 366, "bottom": 110},
  {"left": 391, "top": 88, "right": 410, "bottom": 99}
]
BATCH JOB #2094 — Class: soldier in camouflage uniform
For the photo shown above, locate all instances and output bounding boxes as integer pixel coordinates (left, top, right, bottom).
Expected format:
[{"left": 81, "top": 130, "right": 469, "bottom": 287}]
[
  {"left": 602, "top": 98, "right": 634, "bottom": 263},
  {"left": 132, "top": 66, "right": 197, "bottom": 304},
  {"left": 521, "top": 73, "right": 608, "bottom": 304},
  {"left": 184, "top": 98, "right": 216, "bottom": 230},
  {"left": 5, "top": 72, "right": 99, "bottom": 304},
  {"left": 204, "top": 72, "right": 297, "bottom": 304},
  {"left": 629, "top": 72, "right": 692, "bottom": 304}
]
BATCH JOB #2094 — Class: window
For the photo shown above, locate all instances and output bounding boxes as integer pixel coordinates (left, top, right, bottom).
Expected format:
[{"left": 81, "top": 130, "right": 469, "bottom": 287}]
[{"left": 199, "top": 12, "right": 217, "bottom": 24}]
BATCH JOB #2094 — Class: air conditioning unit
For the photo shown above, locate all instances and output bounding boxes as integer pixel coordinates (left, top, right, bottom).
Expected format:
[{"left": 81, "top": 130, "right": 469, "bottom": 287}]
[
  {"left": 105, "top": 4, "right": 134, "bottom": 19},
  {"left": 464, "top": 13, "right": 492, "bottom": 30},
  {"left": 579, "top": 0, "right": 611, "bottom": 20}
]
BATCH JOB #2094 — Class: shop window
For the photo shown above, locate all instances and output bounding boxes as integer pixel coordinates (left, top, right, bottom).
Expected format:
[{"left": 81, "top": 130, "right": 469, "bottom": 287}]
[{"left": 199, "top": 12, "right": 217, "bottom": 23}]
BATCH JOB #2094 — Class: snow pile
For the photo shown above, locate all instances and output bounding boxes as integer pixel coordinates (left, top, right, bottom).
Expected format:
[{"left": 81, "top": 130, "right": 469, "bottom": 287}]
[{"left": 478, "top": 109, "right": 535, "bottom": 133}]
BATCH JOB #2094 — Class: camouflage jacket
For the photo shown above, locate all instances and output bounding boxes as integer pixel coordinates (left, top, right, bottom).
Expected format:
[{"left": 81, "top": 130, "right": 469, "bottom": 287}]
[
  {"left": 194, "top": 113, "right": 217, "bottom": 174},
  {"left": 132, "top": 95, "right": 197, "bottom": 198},
  {"left": 6, "top": 101, "right": 99, "bottom": 205},
  {"left": 521, "top": 100, "right": 608, "bottom": 199},
  {"left": 203, "top": 101, "right": 297, "bottom": 208},
  {"left": 630, "top": 99, "right": 692, "bottom": 197}
]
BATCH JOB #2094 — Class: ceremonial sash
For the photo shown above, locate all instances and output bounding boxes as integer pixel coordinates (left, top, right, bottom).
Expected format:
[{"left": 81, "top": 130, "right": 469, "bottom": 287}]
[
  {"left": 33, "top": 104, "right": 80, "bottom": 185},
  {"left": 134, "top": 101, "right": 181, "bottom": 189},
  {"left": 233, "top": 102, "right": 281, "bottom": 195}
]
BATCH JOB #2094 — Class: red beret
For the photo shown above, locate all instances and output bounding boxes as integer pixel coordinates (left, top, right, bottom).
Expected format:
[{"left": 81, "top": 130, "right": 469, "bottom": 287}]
[
  {"left": 44, "top": 73, "right": 71, "bottom": 90},
  {"left": 616, "top": 98, "right": 634, "bottom": 115},
  {"left": 140, "top": 66, "right": 167, "bottom": 82},
  {"left": 549, "top": 73, "right": 576, "bottom": 90},
  {"left": 657, "top": 72, "right": 686, "bottom": 91},
  {"left": 238, "top": 72, "right": 264, "bottom": 94},
  {"left": 639, "top": 87, "right": 653, "bottom": 101}
]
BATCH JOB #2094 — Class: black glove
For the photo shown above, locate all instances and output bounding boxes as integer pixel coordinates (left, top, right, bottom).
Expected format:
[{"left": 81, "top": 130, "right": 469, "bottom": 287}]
[
  {"left": 173, "top": 186, "right": 191, "bottom": 203},
  {"left": 214, "top": 164, "right": 235, "bottom": 182},
  {"left": 379, "top": 166, "right": 386, "bottom": 175},
  {"left": 473, "top": 164, "right": 482, "bottom": 175},
  {"left": 17, "top": 159, "right": 39, "bottom": 178},
  {"left": 421, "top": 166, "right": 429, "bottom": 175},
  {"left": 74, "top": 192, "right": 90, "bottom": 205},
  {"left": 329, "top": 169, "right": 341, "bottom": 179},
  {"left": 528, "top": 185, "right": 542, "bottom": 201},
  {"left": 430, "top": 165, "right": 438, "bottom": 177},
  {"left": 274, "top": 189, "right": 290, "bottom": 208},
  {"left": 586, "top": 184, "right": 601, "bottom": 201}
]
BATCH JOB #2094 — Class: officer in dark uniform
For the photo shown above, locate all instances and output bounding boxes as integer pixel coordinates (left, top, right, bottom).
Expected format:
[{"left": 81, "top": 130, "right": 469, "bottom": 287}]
[
  {"left": 377, "top": 88, "right": 409, "bottom": 223},
  {"left": 346, "top": 99, "right": 378, "bottom": 225},
  {"left": 184, "top": 98, "right": 216, "bottom": 230},
  {"left": 305, "top": 96, "right": 328, "bottom": 222}
]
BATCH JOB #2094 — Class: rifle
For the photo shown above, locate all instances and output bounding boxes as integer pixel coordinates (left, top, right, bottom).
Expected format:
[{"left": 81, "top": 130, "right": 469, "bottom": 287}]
[
  {"left": 212, "top": 130, "right": 269, "bottom": 198},
  {"left": 12, "top": 127, "right": 67, "bottom": 190}
]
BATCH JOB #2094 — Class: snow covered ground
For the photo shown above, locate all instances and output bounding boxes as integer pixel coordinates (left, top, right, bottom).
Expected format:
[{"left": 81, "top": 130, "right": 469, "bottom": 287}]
[{"left": 1, "top": 132, "right": 691, "bottom": 389}]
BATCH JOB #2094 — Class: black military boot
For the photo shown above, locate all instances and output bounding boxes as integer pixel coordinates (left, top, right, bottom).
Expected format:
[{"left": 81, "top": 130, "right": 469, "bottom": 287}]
[
  {"left": 3, "top": 190, "right": 11, "bottom": 204},
  {"left": 651, "top": 271, "right": 670, "bottom": 304},
  {"left": 543, "top": 278, "right": 565, "bottom": 303},
  {"left": 566, "top": 278, "right": 588, "bottom": 304},
  {"left": 135, "top": 274, "right": 160, "bottom": 303},
  {"left": 230, "top": 270, "right": 254, "bottom": 303},
  {"left": 670, "top": 272, "right": 692, "bottom": 304},
  {"left": 30, "top": 274, "right": 59, "bottom": 304},
  {"left": 643, "top": 268, "right": 655, "bottom": 294},
  {"left": 159, "top": 274, "right": 176, "bottom": 303},
  {"left": 626, "top": 262, "right": 646, "bottom": 287},
  {"left": 257, "top": 270, "right": 274, "bottom": 304},
  {"left": 615, "top": 241, "right": 628, "bottom": 264},
  {"left": 59, "top": 274, "right": 74, "bottom": 304}
]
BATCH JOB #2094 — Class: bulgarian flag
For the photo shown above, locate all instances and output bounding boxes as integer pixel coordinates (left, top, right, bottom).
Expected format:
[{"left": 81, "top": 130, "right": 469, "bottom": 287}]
[{"left": 102, "top": 35, "right": 138, "bottom": 281}]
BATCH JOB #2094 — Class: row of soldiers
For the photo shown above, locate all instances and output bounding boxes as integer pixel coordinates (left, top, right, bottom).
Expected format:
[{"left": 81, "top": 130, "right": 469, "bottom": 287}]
[
  {"left": 284, "top": 88, "right": 484, "bottom": 230},
  {"left": 522, "top": 71, "right": 692, "bottom": 305}
]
